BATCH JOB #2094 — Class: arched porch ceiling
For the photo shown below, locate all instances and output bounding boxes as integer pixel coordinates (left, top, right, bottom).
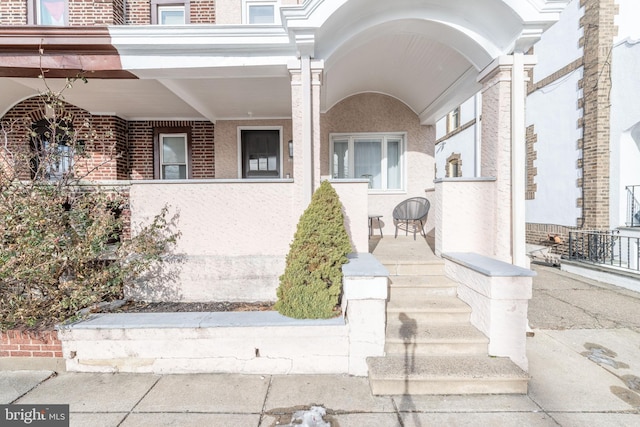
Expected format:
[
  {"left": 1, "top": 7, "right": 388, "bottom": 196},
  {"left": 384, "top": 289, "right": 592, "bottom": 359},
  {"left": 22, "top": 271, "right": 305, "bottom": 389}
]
[{"left": 312, "top": 0, "right": 544, "bottom": 123}]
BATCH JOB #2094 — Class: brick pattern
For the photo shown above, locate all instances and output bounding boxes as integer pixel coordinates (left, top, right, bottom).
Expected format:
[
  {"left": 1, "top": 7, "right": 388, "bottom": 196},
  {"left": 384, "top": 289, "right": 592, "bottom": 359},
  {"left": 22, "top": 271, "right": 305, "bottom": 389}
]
[
  {"left": 0, "top": 330, "right": 62, "bottom": 358},
  {"left": 0, "top": 1, "right": 27, "bottom": 25},
  {"left": 578, "top": 0, "right": 617, "bottom": 229},
  {"left": 526, "top": 223, "right": 572, "bottom": 255},
  {"left": 0, "top": 1, "right": 213, "bottom": 26},
  {"left": 2, "top": 98, "right": 130, "bottom": 180},
  {"left": 190, "top": 0, "right": 215, "bottom": 23},
  {"left": 128, "top": 120, "right": 215, "bottom": 179},
  {"left": 68, "top": 0, "right": 117, "bottom": 25},
  {"left": 526, "top": 125, "right": 537, "bottom": 200},
  {"left": 126, "top": 0, "right": 151, "bottom": 24}
]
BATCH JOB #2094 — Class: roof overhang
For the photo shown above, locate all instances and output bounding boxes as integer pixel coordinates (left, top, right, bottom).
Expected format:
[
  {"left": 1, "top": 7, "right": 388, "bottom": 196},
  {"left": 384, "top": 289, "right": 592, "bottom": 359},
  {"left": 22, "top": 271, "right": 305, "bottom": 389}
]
[{"left": 0, "top": 0, "right": 570, "bottom": 124}]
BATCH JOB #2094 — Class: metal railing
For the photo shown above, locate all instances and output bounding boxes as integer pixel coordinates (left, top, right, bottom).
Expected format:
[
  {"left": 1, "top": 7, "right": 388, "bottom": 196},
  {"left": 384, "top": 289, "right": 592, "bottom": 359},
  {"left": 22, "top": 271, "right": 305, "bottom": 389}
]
[
  {"left": 568, "top": 229, "right": 640, "bottom": 272},
  {"left": 626, "top": 185, "right": 640, "bottom": 227}
]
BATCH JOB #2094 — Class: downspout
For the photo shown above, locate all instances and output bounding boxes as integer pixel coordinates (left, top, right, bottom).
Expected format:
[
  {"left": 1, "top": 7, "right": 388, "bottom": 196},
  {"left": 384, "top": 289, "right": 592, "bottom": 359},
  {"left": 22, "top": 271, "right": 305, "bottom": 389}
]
[
  {"left": 511, "top": 53, "right": 526, "bottom": 267},
  {"left": 301, "top": 54, "right": 313, "bottom": 206}
]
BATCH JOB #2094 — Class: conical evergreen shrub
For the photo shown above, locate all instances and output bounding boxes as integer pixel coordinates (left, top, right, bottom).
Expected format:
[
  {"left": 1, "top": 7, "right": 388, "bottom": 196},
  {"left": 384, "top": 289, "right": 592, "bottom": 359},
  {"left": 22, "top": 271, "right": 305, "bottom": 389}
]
[{"left": 275, "top": 180, "right": 352, "bottom": 319}]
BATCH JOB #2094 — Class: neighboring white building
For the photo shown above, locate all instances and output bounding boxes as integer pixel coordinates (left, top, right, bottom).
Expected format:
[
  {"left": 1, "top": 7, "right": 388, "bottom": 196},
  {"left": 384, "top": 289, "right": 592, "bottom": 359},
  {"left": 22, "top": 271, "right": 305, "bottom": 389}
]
[{"left": 436, "top": 0, "right": 640, "bottom": 248}]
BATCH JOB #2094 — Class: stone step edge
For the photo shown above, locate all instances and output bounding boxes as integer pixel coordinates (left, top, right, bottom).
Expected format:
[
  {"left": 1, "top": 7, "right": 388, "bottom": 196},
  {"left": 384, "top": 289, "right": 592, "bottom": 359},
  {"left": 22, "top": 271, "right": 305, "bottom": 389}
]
[{"left": 367, "top": 356, "right": 529, "bottom": 380}]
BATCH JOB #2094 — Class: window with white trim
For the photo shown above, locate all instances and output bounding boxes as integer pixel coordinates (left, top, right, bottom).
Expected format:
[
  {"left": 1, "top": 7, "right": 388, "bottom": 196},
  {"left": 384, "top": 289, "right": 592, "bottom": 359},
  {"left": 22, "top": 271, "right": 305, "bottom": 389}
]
[
  {"left": 243, "top": 0, "right": 279, "bottom": 24},
  {"left": 446, "top": 107, "right": 460, "bottom": 133},
  {"left": 151, "top": 0, "right": 189, "bottom": 24},
  {"left": 330, "top": 133, "right": 404, "bottom": 191},
  {"left": 154, "top": 129, "right": 191, "bottom": 179}
]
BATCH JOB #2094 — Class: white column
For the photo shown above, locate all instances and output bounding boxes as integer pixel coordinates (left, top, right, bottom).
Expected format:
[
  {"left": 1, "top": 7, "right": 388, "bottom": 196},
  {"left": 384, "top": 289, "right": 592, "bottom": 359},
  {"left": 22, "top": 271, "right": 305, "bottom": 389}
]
[
  {"left": 301, "top": 54, "right": 313, "bottom": 206},
  {"left": 511, "top": 53, "right": 527, "bottom": 267}
]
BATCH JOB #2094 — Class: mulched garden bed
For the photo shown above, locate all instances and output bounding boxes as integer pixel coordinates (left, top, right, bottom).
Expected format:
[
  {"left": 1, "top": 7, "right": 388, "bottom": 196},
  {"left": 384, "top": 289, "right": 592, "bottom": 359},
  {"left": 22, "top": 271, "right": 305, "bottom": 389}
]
[{"left": 110, "top": 300, "right": 275, "bottom": 313}]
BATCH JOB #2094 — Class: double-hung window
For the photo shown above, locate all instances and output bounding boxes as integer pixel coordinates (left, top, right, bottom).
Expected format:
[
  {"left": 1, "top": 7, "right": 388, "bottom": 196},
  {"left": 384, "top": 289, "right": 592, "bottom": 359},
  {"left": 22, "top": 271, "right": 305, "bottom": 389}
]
[
  {"left": 30, "top": 0, "right": 67, "bottom": 25},
  {"left": 331, "top": 133, "right": 404, "bottom": 191},
  {"left": 155, "top": 128, "right": 191, "bottom": 179},
  {"left": 243, "top": 1, "right": 279, "bottom": 24},
  {"left": 151, "top": 0, "right": 189, "bottom": 24}
]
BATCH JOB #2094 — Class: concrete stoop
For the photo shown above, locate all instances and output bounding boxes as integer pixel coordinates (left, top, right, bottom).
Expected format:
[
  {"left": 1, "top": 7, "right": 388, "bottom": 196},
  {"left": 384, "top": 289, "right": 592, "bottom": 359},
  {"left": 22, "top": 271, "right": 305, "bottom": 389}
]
[{"left": 368, "top": 262, "right": 529, "bottom": 395}]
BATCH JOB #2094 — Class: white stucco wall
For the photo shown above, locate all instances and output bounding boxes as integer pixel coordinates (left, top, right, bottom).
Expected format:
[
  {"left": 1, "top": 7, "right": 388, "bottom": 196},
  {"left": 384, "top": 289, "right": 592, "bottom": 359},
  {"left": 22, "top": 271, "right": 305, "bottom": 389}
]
[
  {"left": 435, "top": 126, "right": 478, "bottom": 179},
  {"left": 434, "top": 94, "right": 479, "bottom": 179},
  {"left": 532, "top": 0, "right": 583, "bottom": 80},
  {"left": 610, "top": 39, "right": 640, "bottom": 227},
  {"left": 321, "top": 93, "right": 436, "bottom": 237},
  {"left": 614, "top": 0, "right": 640, "bottom": 43},
  {"left": 525, "top": 67, "right": 583, "bottom": 227}
]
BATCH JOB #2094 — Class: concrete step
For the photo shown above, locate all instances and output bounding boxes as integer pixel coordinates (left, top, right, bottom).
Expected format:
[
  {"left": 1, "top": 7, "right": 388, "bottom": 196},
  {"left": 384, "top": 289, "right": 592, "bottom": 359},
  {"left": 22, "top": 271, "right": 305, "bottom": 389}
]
[
  {"left": 388, "top": 275, "right": 457, "bottom": 298},
  {"left": 367, "top": 355, "right": 529, "bottom": 395},
  {"left": 383, "top": 261, "right": 445, "bottom": 276},
  {"left": 385, "top": 324, "right": 488, "bottom": 356},
  {"left": 386, "top": 297, "right": 471, "bottom": 324}
]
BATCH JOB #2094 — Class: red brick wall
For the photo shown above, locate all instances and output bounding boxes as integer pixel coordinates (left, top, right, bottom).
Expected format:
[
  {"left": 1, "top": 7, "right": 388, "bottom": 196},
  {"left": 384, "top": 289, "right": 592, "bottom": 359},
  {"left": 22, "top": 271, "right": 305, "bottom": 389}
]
[
  {"left": 190, "top": 0, "right": 216, "bottom": 24},
  {"left": 68, "top": 0, "right": 117, "bottom": 25},
  {"left": 125, "top": 0, "right": 151, "bottom": 24},
  {"left": 0, "top": 330, "right": 62, "bottom": 358},
  {"left": 0, "top": 1, "right": 27, "bottom": 25},
  {"left": 0, "top": 1, "right": 215, "bottom": 26},
  {"left": 1, "top": 97, "right": 126, "bottom": 181},
  {"left": 128, "top": 120, "right": 215, "bottom": 179}
]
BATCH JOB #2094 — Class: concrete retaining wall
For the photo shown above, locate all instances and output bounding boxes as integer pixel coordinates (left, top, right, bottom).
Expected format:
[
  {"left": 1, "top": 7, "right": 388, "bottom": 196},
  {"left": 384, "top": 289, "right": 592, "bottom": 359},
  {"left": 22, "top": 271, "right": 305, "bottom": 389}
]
[
  {"left": 58, "top": 253, "right": 388, "bottom": 376},
  {"left": 443, "top": 252, "right": 534, "bottom": 371}
]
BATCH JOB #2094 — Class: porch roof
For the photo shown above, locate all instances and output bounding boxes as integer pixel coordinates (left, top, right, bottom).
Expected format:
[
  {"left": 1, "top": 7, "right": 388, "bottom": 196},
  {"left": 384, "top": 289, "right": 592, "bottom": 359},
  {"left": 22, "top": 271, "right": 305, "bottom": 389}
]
[{"left": 0, "top": 0, "right": 569, "bottom": 123}]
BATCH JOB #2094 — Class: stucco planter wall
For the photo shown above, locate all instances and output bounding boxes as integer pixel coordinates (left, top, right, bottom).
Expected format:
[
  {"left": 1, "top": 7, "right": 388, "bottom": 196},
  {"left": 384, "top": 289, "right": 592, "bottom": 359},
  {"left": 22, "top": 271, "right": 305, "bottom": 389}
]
[
  {"left": 443, "top": 252, "right": 534, "bottom": 371},
  {"left": 58, "top": 253, "right": 388, "bottom": 375}
]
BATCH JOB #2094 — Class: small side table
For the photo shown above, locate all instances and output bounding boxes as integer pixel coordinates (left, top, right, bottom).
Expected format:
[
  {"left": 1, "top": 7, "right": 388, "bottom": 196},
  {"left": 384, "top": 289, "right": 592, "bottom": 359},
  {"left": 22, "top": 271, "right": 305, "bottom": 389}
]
[{"left": 368, "top": 214, "right": 383, "bottom": 238}]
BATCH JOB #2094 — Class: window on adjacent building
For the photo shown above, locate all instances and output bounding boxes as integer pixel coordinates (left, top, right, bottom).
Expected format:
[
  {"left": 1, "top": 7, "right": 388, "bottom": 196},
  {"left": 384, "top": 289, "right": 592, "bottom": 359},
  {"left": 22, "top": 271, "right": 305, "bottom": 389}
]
[
  {"left": 446, "top": 153, "right": 462, "bottom": 178},
  {"left": 30, "top": 118, "right": 75, "bottom": 180},
  {"left": 243, "top": 1, "right": 278, "bottom": 24},
  {"left": 154, "top": 128, "right": 192, "bottom": 179},
  {"left": 331, "top": 133, "right": 404, "bottom": 191},
  {"left": 446, "top": 107, "right": 461, "bottom": 133},
  {"left": 29, "top": 0, "right": 67, "bottom": 26},
  {"left": 151, "top": 0, "right": 189, "bottom": 24}
]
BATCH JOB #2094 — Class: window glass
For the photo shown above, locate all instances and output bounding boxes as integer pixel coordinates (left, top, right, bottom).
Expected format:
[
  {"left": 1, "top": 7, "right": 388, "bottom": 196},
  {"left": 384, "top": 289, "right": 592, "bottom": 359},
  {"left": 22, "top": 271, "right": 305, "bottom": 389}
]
[
  {"left": 331, "top": 134, "right": 404, "bottom": 191},
  {"left": 354, "top": 138, "right": 382, "bottom": 189},
  {"left": 31, "top": 119, "right": 74, "bottom": 180},
  {"left": 332, "top": 140, "right": 349, "bottom": 179},
  {"left": 37, "top": 0, "right": 66, "bottom": 25},
  {"left": 248, "top": 4, "right": 274, "bottom": 24},
  {"left": 387, "top": 138, "right": 401, "bottom": 189},
  {"left": 158, "top": 5, "right": 185, "bottom": 24},
  {"left": 161, "top": 134, "right": 188, "bottom": 179}
]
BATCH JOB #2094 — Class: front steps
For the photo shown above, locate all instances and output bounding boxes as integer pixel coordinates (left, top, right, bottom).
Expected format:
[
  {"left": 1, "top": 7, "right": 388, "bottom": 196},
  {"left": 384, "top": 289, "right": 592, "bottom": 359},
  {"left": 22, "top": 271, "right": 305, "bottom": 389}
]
[{"left": 368, "top": 260, "right": 529, "bottom": 395}]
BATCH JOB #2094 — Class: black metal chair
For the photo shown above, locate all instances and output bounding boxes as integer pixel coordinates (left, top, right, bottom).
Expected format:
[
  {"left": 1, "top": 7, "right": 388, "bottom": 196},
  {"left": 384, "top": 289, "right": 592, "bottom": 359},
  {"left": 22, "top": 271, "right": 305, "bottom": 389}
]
[{"left": 392, "top": 197, "right": 430, "bottom": 240}]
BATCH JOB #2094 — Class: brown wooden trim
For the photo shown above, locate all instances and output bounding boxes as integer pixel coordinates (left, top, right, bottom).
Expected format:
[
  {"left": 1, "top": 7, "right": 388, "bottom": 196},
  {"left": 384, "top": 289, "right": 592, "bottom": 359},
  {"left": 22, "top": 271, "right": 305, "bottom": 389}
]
[{"left": 0, "top": 26, "right": 131, "bottom": 76}]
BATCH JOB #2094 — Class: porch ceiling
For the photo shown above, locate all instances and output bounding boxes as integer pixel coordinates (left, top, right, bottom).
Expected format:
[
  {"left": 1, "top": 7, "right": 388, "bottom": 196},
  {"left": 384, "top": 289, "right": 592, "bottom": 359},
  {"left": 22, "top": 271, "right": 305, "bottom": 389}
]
[{"left": 0, "top": 0, "right": 569, "bottom": 124}]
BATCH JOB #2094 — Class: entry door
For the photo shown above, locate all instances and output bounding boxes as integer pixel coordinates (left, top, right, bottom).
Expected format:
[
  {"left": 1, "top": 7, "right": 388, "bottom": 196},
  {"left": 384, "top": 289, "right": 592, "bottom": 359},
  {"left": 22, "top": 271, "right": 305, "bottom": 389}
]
[{"left": 241, "top": 130, "right": 280, "bottom": 178}]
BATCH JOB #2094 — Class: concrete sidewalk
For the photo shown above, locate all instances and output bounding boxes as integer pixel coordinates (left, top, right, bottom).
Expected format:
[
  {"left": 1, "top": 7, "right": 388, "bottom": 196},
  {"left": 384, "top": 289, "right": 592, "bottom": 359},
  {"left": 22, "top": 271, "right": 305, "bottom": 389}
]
[{"left": 2, "top": 265, "right": 640, "bottom": 426}]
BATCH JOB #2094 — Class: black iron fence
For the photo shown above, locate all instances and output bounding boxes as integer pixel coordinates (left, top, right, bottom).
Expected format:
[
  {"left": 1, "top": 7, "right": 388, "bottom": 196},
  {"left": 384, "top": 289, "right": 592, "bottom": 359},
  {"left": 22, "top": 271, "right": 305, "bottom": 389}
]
[
  {"left": 627, "top": 185, "right": 640, "bottom": 227},
  {"left": 568, "top": 229, "right": 640, "bottom": 272}
]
